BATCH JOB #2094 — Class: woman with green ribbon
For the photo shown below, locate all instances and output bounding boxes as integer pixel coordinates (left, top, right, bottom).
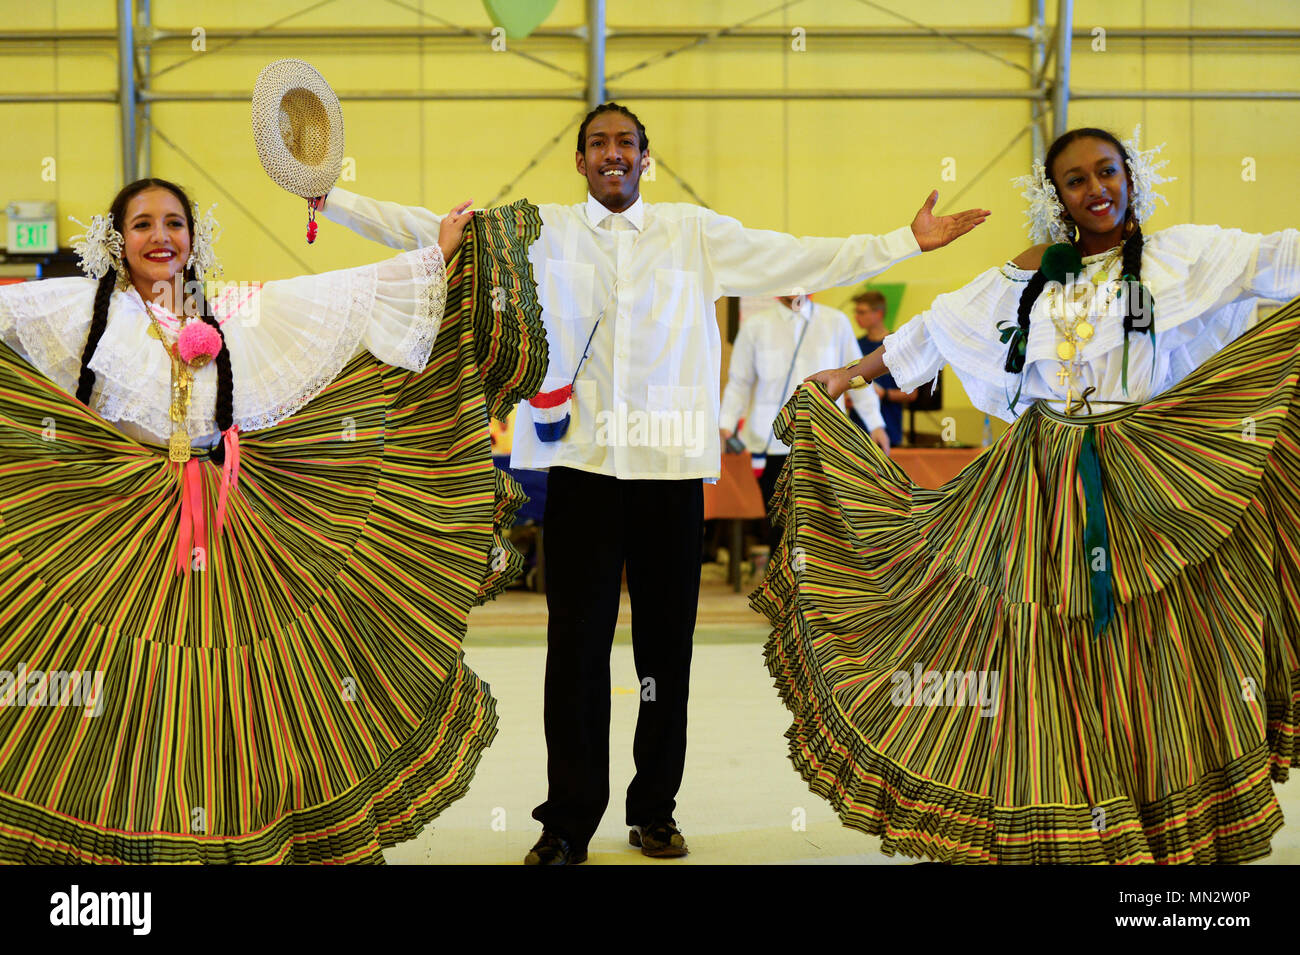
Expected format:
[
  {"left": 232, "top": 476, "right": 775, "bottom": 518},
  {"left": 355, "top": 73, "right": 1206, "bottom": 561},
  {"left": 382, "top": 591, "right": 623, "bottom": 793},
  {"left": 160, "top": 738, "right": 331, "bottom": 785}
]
[{"left": 757, "top": 126, "right": 1300, "bottom": 863}]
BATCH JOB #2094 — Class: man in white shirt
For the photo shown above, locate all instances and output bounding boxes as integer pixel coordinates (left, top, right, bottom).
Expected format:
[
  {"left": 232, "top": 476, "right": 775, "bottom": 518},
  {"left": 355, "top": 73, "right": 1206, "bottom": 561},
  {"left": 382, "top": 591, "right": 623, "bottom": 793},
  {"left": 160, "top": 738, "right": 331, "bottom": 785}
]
[
  {"left": 720, "top": 294, "right": 889, "bottom": 540},
  {"left": 319, "top": 102, "right": 988, "bottom": 865}
]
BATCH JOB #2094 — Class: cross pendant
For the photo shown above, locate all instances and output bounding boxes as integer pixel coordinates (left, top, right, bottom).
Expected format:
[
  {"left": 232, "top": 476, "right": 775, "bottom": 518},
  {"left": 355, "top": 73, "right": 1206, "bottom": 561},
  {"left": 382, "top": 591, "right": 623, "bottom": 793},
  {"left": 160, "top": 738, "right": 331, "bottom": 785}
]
[{"left": 1056, "top": 364, "right": 1071, "bottom": 387}]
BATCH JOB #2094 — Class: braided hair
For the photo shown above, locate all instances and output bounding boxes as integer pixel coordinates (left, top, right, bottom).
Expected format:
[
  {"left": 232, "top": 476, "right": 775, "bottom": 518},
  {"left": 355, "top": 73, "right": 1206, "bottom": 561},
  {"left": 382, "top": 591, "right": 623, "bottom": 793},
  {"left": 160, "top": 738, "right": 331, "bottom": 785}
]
[
  {"left": 1011, "top": 128, "right": 1150, "bottom": 376},
  {"left": 75, "top": 178, "right": 234, "bottom": 460}
]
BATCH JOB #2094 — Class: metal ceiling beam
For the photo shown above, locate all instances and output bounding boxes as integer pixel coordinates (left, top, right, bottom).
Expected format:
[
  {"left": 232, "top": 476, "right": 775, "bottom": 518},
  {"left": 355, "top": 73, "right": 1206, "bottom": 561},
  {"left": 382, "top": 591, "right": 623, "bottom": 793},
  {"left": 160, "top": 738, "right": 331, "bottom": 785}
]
[
  {"left": 1051, "top": 0, "right": 1073, "bottom": 137},
  {"left": 117, "top": 0, "right": 137, "bottom": 182}
]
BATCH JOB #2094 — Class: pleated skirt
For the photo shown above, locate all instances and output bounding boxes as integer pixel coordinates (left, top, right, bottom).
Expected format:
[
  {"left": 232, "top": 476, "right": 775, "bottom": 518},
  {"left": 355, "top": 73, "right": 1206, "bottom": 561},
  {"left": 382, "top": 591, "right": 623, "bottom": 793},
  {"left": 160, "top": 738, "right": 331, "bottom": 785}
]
[
  {"left": 0, "top": 201, "right": 547, "bottom": 863},
  {"left": 750, "top": 296, "right": 1300, "bottom": 864}
]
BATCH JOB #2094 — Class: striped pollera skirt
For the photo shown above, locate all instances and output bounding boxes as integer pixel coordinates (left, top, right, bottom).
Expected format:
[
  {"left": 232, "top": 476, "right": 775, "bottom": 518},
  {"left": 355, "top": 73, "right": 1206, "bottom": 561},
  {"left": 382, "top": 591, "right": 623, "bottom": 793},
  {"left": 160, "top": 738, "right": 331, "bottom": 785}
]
[
  {"left": 0, "top": 201, "right": 548, "bottom": 864},
  {"left": 750, "top": 295, "right": 1300, "bottom": 864}
]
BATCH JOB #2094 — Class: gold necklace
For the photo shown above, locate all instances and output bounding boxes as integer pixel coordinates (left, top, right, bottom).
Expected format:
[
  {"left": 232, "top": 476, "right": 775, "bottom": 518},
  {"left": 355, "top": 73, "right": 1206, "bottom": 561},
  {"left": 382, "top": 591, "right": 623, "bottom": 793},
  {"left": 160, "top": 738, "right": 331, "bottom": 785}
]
[
  {"left": 143, "top": 303, "right": 195, "bottom": 463},
  {"left": 1046, "top": 246, "right": 1123, "bottom": 412}
]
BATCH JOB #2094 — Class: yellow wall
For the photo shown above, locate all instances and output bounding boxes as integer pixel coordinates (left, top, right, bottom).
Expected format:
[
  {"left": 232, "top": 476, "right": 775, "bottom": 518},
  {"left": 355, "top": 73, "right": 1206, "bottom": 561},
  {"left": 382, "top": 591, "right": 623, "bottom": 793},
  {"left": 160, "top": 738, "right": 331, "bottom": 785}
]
[{"left": 3, "top": 1, "right": 1298, "bottom": 443}]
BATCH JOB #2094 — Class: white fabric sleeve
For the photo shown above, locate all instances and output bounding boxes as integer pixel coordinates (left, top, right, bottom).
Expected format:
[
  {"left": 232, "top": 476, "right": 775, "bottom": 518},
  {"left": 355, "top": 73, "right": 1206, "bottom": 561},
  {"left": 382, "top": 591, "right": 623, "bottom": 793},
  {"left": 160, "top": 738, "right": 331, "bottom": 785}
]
[
  {"left": 882, "top": 268, "right": 1024, "bottom": 402},
  {"left": 0, "top": 277, "right": 98, "bottom": 394},
  {"left": 881, "top": 312, "right": 946, "bottom": 393},
  {"left": 216, "top": 245, "right": 447, "bottom": 433},
  {"left": 1243, "top": 227, "right": 1300, "bottom": 300},
  {"left": 702, "top": 210, "right": 922, "bottom": 298},
  {"left": 838, "top": 318, "right": 885, "bottom": 432},
  {"left": 321, "top": 188, "right": 444, "bottom": 252},
  {"left": 1140, "top": 225, "right": 1300, "bottom": 387},
  {"left": 718, "top": 320, "right": 757, "bottom": 433}
]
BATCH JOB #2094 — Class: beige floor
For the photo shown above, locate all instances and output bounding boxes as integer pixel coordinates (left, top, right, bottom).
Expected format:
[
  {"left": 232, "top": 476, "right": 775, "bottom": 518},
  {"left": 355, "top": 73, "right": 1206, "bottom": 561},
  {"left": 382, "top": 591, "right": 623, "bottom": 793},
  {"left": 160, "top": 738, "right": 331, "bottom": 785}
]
[{"left": 384, "top": 575, "right": 1300, "bottom": 865}]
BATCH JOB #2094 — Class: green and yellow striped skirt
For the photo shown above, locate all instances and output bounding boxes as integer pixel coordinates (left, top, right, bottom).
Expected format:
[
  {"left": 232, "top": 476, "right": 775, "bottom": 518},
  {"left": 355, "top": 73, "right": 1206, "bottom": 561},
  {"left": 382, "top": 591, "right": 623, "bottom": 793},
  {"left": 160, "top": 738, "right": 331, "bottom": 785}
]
[
  {"left": 0, "top": 201, "right": 547, "bottom": 863},
  {"left": 750, "top": 297, "right": 1300, "bottom": 864}
]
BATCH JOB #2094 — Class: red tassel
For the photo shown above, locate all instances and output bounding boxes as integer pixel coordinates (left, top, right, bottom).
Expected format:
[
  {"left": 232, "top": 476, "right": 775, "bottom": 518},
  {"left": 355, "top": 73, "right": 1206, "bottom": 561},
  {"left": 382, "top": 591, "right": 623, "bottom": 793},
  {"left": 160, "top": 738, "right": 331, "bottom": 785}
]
[{"left": 306, "top": 197, "right": 321, "bottom": 244}]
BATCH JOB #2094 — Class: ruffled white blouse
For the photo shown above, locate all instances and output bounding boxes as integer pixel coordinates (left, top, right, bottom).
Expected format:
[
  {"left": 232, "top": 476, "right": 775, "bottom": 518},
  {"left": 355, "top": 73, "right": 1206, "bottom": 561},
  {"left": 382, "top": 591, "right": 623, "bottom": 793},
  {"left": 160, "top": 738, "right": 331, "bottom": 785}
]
[
  {"left": 882, "top": 224, "right": 1300, "bottom": 421},
  {"left": 0, "top": 244, "right": 446, "bottom": 446}
]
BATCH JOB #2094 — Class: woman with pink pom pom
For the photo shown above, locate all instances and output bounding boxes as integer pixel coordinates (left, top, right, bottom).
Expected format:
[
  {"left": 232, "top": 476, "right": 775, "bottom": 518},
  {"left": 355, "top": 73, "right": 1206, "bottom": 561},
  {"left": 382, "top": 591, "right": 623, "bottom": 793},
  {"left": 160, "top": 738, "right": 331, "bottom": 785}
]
[{"left": 0, "top": 177, "right": 545, "bottom": 863}]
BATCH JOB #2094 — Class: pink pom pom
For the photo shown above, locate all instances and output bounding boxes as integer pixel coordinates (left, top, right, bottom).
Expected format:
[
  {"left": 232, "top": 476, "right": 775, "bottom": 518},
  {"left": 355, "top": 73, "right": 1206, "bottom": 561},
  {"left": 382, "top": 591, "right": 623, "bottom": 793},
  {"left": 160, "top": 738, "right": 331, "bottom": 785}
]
[{"left": 178, "top": 321, "right": 222, "bottom": 366}]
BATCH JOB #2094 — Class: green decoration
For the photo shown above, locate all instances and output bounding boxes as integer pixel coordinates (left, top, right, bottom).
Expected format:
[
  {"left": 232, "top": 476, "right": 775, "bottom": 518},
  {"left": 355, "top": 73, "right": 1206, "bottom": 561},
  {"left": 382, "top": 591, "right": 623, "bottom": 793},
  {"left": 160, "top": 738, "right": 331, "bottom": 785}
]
[
  {"left": 482, "top": 0, "right": 559, "bottom": 39},
  {"left": 1040, "top": 243, "right": 1083, "bottom": 284}
]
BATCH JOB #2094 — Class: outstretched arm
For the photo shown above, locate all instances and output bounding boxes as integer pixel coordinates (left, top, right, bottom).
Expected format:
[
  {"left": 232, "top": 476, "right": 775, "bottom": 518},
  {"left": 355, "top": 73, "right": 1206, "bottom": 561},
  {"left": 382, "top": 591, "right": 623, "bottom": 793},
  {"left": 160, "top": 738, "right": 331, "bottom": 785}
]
[
  {"left": 705, "top": 191, "right": 990, "bottom": 298},
  {"left": 320, "top": 188, "right": 445, "bottom": 251}
]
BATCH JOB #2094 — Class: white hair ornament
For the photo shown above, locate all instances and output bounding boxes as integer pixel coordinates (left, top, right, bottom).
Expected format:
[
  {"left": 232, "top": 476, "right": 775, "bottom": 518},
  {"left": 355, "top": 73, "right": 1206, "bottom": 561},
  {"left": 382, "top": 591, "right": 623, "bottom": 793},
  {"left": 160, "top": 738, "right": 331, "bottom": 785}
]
[
  {"left": 186, "top": 203, "right": 223, "bottom": 280},
  {"left": 68, "top": 213, "right": 125, "bottom": 280}
]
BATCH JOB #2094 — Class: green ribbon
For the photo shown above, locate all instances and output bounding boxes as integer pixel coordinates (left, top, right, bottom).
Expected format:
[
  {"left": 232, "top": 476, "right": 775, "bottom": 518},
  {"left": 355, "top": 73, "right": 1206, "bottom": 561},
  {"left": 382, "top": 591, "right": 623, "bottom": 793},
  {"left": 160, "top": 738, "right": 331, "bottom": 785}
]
[
  {"left": 1079, "top": 426, "right": 1115, "bottom": 638},
  {"left": 1119, "top": 274, "right": 1157, "bottom": 396}
]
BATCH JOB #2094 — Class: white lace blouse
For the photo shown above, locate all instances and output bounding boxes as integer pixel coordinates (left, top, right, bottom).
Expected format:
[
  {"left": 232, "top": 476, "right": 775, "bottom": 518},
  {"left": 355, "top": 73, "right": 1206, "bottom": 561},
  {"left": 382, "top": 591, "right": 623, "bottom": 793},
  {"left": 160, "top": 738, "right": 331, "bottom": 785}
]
[
  {"left": 881, "top": 224, "right": 1300, "bottom": 421},
  {"left": 0, "top": 244, "right": 446, "bottom": 446}
]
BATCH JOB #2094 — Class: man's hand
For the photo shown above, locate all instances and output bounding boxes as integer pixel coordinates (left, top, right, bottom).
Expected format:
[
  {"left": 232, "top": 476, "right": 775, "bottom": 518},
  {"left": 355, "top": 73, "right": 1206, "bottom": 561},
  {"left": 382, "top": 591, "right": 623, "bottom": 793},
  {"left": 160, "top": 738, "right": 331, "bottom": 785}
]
[
  {"left": 870, "top": 428, "right": 891, "bottom": 455},
  {"left": 438, "top": 200, "right": 474, "bottom": 261},
  {"left": 803, "top": 367, "right": 854, "bottom": 402},
  {"left": 910, "top": 190, "right": 990, "bottom": 252}
]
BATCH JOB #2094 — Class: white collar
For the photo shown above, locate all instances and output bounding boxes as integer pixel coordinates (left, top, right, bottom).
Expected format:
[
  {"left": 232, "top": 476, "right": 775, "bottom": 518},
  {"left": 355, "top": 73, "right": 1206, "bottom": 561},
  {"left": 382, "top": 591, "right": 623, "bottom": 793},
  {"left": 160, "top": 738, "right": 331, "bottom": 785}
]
[{"left": 584, "top": 193, "right": 645, "bottom": 232}]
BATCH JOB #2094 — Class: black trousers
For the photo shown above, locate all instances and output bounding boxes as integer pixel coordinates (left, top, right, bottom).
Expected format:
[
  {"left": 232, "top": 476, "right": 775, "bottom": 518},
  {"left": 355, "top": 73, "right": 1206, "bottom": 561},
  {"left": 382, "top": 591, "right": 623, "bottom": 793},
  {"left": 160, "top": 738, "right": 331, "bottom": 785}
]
[
  {"left": 759, "top": 453, "right": 788, "bottom": 543},
  {"left": 531, "top": 467, "right": 704, "bottom": 848}
]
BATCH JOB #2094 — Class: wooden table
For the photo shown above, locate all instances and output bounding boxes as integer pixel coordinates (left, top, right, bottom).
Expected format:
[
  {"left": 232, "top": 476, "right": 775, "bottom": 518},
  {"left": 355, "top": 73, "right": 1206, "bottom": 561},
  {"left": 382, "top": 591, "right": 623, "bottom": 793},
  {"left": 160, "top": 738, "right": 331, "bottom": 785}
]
[
  {"left": 703, "top": 451, "right": 767, "bottom": 592},
  {"left": 890, "top": 447, "right": 983, "bottom": 489}
]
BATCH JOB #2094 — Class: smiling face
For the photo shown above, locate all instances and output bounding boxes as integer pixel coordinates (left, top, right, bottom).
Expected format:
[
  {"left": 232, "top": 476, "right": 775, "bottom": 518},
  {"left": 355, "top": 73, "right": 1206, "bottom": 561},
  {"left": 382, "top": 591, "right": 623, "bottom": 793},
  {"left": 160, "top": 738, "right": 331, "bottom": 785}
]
[
  {"left": 1049, "top": 136, "right": 1131, "bottom": 243},
  {"left": 576, "top": 111, "right": 647, "bottom": 213},
  {"left": 121, "top": 187, "right": 191, "bottom": 292}
]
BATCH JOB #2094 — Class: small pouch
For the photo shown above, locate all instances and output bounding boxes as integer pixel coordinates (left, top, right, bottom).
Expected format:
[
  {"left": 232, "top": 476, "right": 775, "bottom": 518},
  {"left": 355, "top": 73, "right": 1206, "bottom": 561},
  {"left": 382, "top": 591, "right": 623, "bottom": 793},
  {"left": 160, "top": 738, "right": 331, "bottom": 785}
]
[{"left": 529, "top": 384, "right": 574, "bottom": 442}]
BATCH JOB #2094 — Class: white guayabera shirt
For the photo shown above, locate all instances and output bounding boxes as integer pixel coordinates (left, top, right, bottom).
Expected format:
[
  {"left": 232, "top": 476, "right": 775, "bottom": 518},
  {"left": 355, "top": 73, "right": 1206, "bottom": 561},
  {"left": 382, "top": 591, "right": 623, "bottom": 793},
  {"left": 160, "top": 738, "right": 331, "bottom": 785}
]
[
  {"left": 720, "top": 298, "right": 885, "bottom": 456},
  {"left": 324, "top": 188, "right": 922, "bottom": 481}
]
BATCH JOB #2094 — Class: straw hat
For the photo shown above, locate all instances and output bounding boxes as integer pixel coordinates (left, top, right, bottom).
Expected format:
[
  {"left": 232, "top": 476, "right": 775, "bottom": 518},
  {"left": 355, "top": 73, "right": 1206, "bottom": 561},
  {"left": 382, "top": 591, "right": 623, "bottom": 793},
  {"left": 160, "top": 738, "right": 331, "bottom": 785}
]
[{"left": 251, "top": 59, "right": 344, "bottom": 199}]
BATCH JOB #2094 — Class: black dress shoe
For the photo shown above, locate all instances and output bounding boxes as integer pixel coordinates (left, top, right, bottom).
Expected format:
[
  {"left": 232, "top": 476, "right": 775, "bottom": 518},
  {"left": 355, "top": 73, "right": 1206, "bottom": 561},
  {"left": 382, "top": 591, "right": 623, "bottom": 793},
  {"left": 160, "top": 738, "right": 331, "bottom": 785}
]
[
  {"left": 629, "top": 819, "right": 688, "bottom": 858},
  {"left": 524, "top": 831, "right": 586, "bottom": 865}
]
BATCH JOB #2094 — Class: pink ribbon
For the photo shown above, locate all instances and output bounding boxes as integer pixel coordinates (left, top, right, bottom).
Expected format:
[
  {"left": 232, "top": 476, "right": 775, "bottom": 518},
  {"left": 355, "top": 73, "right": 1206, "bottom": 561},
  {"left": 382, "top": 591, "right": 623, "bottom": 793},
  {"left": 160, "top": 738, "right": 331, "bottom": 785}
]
[
  {"left": 172, "top": 428, "right": 242, "bottom": 576},
  {"left": 216, "top": 426, "right": 241, "bottom": 533},
  {"left": 174, "top": 458, "right": 206, "bottom": 576}
]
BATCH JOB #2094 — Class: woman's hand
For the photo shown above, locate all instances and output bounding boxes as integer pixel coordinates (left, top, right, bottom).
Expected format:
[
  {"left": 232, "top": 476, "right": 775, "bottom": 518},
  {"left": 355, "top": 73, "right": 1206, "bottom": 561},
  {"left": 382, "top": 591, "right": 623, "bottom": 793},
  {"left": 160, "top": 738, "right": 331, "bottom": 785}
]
[
  {"left": 870, "top": 427, "right": 891, "bottom": 456},
  {"left": 438, "top": 200, "right": 474, "bottom": 261},
  {"left": 803, "top": 367, "right": 854, "bottom": 401}
]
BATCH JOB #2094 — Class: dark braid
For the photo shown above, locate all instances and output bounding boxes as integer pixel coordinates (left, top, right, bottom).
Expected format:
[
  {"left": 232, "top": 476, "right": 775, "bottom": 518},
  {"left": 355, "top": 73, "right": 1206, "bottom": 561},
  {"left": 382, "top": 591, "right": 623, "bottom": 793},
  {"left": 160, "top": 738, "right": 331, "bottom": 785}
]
[
  {"left": 1007, "top": 272, "right": 1047, "bottom": 374},
  {"left": 1119, "top": 221, "right": 1151, "bottom": 337},
  {"left": 75, "top": 271, "right": 117, "bottom": 405},
  {"left": 184, "top": 265, "right": 234, "bottom": 464},
  {"left": 76, "top": 178, "right": 236, "bottom": 457}
]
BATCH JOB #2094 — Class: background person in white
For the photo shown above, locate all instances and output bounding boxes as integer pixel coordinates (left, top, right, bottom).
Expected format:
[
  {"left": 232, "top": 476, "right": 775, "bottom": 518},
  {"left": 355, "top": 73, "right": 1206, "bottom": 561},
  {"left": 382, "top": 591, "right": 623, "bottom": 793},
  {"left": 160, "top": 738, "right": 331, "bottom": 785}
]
[
  {"left": 318, "top": 102, "right": 989, "bottom": 865},
  {"left": 720, "top": 293, "right": 889, "bottom": 542}
]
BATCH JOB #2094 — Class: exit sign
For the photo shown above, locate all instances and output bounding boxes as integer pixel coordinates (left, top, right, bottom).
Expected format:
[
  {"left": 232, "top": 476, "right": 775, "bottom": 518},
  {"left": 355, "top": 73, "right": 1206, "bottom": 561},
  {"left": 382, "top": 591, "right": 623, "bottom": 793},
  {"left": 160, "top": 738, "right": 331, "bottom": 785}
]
[{"left": 6, "top": 201, "right": 58, "bottom": 254}]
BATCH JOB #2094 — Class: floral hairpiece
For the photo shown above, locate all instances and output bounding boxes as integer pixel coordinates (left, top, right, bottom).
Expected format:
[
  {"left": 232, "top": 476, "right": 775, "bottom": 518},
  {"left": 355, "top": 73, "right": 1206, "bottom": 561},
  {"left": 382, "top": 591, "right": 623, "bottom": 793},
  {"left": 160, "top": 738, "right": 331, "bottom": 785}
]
[
  {"left": 187, "top": 202, "right": 223, "bottom": 280},
  {"left": 1010, "top": 161, "right": 1072, "bottom": 244},
  {"left": 68, "top": 213, "right": 125, "bottom": 280},
  {"left": 1011, "top": 125, "right": 1175, "bottom": 243},
  {"left": 1121, "top": 124, "right": 1174, "bottom": 225}
]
